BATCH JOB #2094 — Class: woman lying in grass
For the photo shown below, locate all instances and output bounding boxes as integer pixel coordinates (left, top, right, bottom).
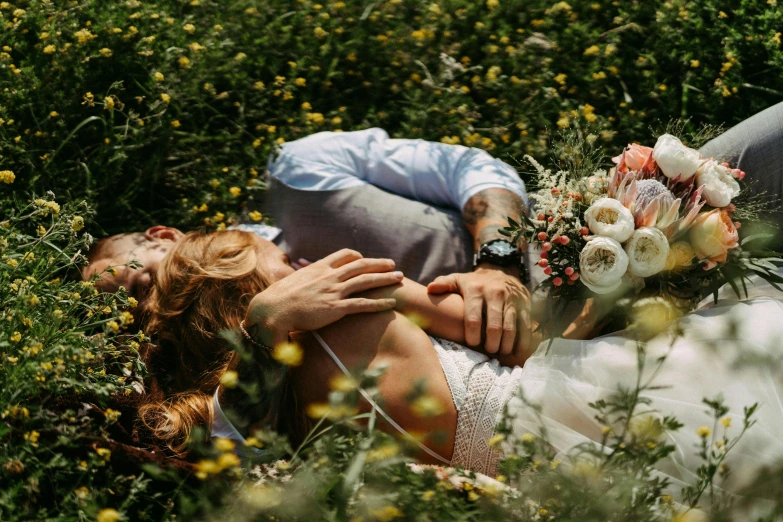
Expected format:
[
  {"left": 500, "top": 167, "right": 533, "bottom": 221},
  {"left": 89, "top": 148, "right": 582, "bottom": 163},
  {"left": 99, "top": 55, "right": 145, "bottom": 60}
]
[{"left": 140, "top": 229, "right": 783, "bottom": 500}]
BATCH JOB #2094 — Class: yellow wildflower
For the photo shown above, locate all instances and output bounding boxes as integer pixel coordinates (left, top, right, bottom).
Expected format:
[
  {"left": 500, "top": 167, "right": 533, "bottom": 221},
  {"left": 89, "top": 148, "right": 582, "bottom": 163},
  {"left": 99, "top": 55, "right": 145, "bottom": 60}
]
[
  {"left": 229, "top": 186, "right": 241, "bottom": 196},
  {"left": 248, "top": 210, "right": 263, "bottom": 222},
  {"left": 690, "top": 59, "right": 700, "bottom": 68},
  {"left": 171, "top": 120, "right": 181, "bottom": 128},
  {"left": 10, "top": 331, "right": 22, "bottom": 342},
  {"left": 488, "top": 434, "right": 505, "bottom": 447},
  {"left": 95, "top": 447, "right": 111, "bottom": 460},
  {"left": 220, "top": 370, "right": 239, "bottom": 388},
  {"left": 696, "top": 426, "right": 712, "bottom": 438},
  {"left": 721, "top": 416, "right": 732, "bottom": 428},
  {"left": 313, "top": 27, "right": 328, "bottom": 39},
  {"left": 99, "top": 48, "right": 113, "bottom": 58},
  {"left": 411, "top": 395, "right": 445, "bottom": 417},
  {"left": 24, "top": 430, "right": 40, "bottom": 446},
  {"left": 0, "top": 170, "right": 15, "bottom": 184},
  {"left": 245, "top": 437, "right": 263, "bottom": 448},
  {"left": 74, "top": 28, "right": 97, "bottom": 44},
  {"left": 160, "top": 93, "right": 171, "bottom": 104},
  {"left": 272, "top": 342, "right": 303, "bottom": 366},
  {"left": 96, "top": 508, "right": 121, "bottom": 522},
  {"left": 213, "top": 437, "right": 236, "bottom": 452},
  {"left": 71, "top": 216, "right": 84, "bottom": 232},
  {"left": 154, "top": 71, "right": 164, "bottom": 81},
  {"left": 294, "top": 77, "right": 306, "bottom": 86},
  {"left": 183, "top": 23, "right": 196, "bottom": 34},
  {"left": 329, "top": 374, "right": 358, "bottom": 392},
  {"left": 486, "top": 0, "right": 499, "bottom": 9},
  {"left": 43, "top": 44, "right": 56, "bottom": 54},
  {"left": 107, "top": 321, "right": 120, "bottom": 332},
  {"left": 217, "top": 452, "right": 240, "bottom": 470},
  {"left": 371, "top": 506, "right": 403, "bottom": 521},
  {"left": 235, "top": 52, "right": 247, "bottom": 61},
  {"left": 583, "top": 45, "right": 600, "bottom": 56}
]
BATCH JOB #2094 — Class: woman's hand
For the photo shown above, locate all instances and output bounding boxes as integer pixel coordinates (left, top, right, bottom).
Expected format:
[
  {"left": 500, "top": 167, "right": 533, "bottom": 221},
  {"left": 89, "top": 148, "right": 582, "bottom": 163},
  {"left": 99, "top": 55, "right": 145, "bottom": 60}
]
[
  {"left": 562, "top": 298, "right": 606, "bottom": 340},
  {"left": 244, "top": 249, "right": 403, "bottom": 347}
]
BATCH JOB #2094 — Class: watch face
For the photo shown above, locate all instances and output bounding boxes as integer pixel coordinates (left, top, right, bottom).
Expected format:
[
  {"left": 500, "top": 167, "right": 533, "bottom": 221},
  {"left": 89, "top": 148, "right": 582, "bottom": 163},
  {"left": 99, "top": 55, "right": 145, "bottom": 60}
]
[{"left": 488, "top": 241, "right": 515, "bottom": 255}]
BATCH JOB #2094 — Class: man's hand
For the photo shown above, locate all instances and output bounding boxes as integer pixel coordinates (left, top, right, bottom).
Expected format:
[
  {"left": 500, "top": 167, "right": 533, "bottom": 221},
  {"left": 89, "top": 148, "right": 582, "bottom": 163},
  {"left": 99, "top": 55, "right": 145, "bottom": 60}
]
[
  {"left": 427, "top": 263, "right": 532, "bottom": 355},
  {"left": 245, "top": 249, "right": 403, "bottom": 347}
]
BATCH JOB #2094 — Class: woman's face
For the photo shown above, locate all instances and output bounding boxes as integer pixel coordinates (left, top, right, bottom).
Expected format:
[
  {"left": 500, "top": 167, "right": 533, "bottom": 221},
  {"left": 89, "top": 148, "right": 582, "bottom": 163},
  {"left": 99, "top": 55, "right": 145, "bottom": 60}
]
[{"left": 253, "top": 235, "right": 295, "bottom": 283}]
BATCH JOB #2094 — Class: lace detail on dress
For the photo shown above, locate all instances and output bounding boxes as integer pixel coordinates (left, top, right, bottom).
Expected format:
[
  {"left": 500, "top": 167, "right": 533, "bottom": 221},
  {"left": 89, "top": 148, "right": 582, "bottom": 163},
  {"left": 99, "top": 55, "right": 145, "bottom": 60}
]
[{"left": 430, "top": 337, "right": 524, "bottom": 476}]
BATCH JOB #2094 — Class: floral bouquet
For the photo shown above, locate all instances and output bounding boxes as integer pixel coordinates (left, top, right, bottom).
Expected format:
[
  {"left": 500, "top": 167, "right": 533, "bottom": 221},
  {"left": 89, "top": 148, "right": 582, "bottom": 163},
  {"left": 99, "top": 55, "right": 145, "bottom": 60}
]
[{"left": 504, "top": 133, "right": 783, "bottom": 324}]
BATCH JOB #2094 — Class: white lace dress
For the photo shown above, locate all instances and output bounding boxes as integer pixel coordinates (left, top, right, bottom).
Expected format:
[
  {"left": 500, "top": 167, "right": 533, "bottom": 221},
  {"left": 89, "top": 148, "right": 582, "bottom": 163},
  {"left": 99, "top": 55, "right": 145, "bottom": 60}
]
[{"left": 431, "top": 277, "right": 783, "bottom": 498}]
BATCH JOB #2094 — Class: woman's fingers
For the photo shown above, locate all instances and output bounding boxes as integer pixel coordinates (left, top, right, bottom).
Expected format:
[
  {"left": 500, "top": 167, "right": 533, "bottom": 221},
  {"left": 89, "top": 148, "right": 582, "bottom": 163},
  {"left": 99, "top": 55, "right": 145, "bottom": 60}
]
[
  {"left": 337, "top": 257, "right": 396, "bottom": 281},
  {"left": 321, "top": 249, "right": 364, "bottom": 269},
  {"left": 342, "top": 271, "right": 404, "bottom": 295},
  {"left": 500, "top": 305, "right": 517, "bottom": 355},
  {"left": 342, "top": 297, "right": 397, "bottom": 315}
]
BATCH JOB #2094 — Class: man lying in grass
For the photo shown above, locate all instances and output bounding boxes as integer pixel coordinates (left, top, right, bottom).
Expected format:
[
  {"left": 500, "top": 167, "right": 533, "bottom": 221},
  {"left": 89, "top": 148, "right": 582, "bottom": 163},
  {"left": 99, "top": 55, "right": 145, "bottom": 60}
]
[{"left": 84, "top": 128, "right": 538, "bottom": 357}]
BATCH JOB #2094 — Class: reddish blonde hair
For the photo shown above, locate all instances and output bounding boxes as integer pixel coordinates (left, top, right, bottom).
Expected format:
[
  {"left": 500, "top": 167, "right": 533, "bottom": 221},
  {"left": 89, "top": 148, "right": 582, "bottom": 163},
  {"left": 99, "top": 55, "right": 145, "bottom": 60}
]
[{"left": 138, "top": 230, "right": 273, "bottom": 455}]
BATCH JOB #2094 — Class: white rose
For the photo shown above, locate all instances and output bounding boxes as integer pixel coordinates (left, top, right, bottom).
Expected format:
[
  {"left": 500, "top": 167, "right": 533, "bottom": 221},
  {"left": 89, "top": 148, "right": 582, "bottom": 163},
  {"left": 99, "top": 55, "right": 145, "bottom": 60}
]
[
  {"left": 584, "top": 198, "right": 635, "bottom": 243},
  {"left": 624, "top": 227, "right": 670, "bottom": 277},
  {"left": 579, "top": 236, "right": 629, "bottom": 294},
  {"left": 652, "top": 134, "right": 702, "bottom": 180},
  {"left": 694, "top": 160, "right": 741, "bottom": 208}
]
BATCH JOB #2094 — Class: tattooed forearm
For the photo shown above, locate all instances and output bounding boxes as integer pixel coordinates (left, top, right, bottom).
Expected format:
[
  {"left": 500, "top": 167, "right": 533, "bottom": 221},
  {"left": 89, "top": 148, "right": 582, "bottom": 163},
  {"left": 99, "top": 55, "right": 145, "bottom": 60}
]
[{"left": 462, "top": 188, "right": 526, "bottom": 251}]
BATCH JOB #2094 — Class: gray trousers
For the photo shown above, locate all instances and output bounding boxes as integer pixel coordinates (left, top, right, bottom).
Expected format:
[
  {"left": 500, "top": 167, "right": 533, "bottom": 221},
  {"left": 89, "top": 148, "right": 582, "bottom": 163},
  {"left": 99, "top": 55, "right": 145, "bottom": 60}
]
[{"left": 699, "top": 101, "right": 783, "bottom": 244}]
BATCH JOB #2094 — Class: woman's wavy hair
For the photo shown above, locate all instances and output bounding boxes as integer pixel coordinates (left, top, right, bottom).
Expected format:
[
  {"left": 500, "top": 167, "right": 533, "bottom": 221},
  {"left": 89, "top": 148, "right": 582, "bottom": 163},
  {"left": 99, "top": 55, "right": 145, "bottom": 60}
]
[{"left": 138, "top": 230, "right": 287, "bottom": 456}]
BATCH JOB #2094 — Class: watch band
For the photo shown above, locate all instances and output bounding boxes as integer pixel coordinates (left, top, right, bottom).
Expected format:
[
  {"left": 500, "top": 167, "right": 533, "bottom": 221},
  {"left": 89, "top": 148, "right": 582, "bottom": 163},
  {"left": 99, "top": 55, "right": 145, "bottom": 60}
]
[{"left": 473, "top": 239, "right": 529, "bottom": 284}]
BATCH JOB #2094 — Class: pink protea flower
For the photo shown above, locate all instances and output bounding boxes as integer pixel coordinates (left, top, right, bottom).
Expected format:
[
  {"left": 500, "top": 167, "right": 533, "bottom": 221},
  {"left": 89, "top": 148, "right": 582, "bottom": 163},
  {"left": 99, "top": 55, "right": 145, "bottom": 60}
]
[{"left": 608, "top": 170, "right": 705, "bottom": 240}]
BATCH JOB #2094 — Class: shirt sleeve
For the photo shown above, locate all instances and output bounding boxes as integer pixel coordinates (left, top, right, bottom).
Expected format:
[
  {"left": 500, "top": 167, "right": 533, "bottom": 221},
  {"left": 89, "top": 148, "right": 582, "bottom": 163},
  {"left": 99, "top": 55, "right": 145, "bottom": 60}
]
[{"left": 268, "top": 128, "right": 527, "bottom": 210}]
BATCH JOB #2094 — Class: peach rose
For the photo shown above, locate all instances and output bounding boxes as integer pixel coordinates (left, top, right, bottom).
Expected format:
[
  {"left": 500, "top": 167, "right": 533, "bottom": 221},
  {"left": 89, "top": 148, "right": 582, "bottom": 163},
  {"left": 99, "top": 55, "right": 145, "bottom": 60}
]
[
  {"left": 612, "top": 143, "right": 657, "bottom": 174},
  {"left": 688, "top": 209, "right": 739, "bottom": 269}
]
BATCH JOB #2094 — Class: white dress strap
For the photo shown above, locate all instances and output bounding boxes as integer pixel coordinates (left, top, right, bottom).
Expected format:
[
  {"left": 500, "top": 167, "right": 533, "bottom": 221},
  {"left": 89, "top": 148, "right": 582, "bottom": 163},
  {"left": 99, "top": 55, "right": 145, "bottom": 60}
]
[
  {"left": 211, "top": 388, "right": 249, "bottom": 444},
  {"left": 311, "top": 331, "right": 452, "bottom": 466}
]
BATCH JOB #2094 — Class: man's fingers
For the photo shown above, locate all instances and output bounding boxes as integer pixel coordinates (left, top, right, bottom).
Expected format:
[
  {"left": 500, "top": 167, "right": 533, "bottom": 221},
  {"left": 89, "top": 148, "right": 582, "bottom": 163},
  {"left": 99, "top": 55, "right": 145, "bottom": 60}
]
[
  {"left": 500, "top": 305, "right": 517, "bottom": 355},
  {"left": 427, "top": 274, "right": 459, "bottom": 294},
  {"left": 464, "top": 295, "right": 484, "bottom": 347},
  {"left": 484, "top": 300, "right": 504, "bottom": 354},
  {"left": 321, "top": 249, "right": 364, "bottom": 268},
  {"left": 337, "top": 257, "right": 396, "bottom": 281},
  {"left": 514, "top": 308, "right": 532, "bottom": 357},
  {"left": 342, "top": 271, "right": 404, "bottom": 295},
  {"left": 342, "top": 297, "right": 397, "bottom": 315}
]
